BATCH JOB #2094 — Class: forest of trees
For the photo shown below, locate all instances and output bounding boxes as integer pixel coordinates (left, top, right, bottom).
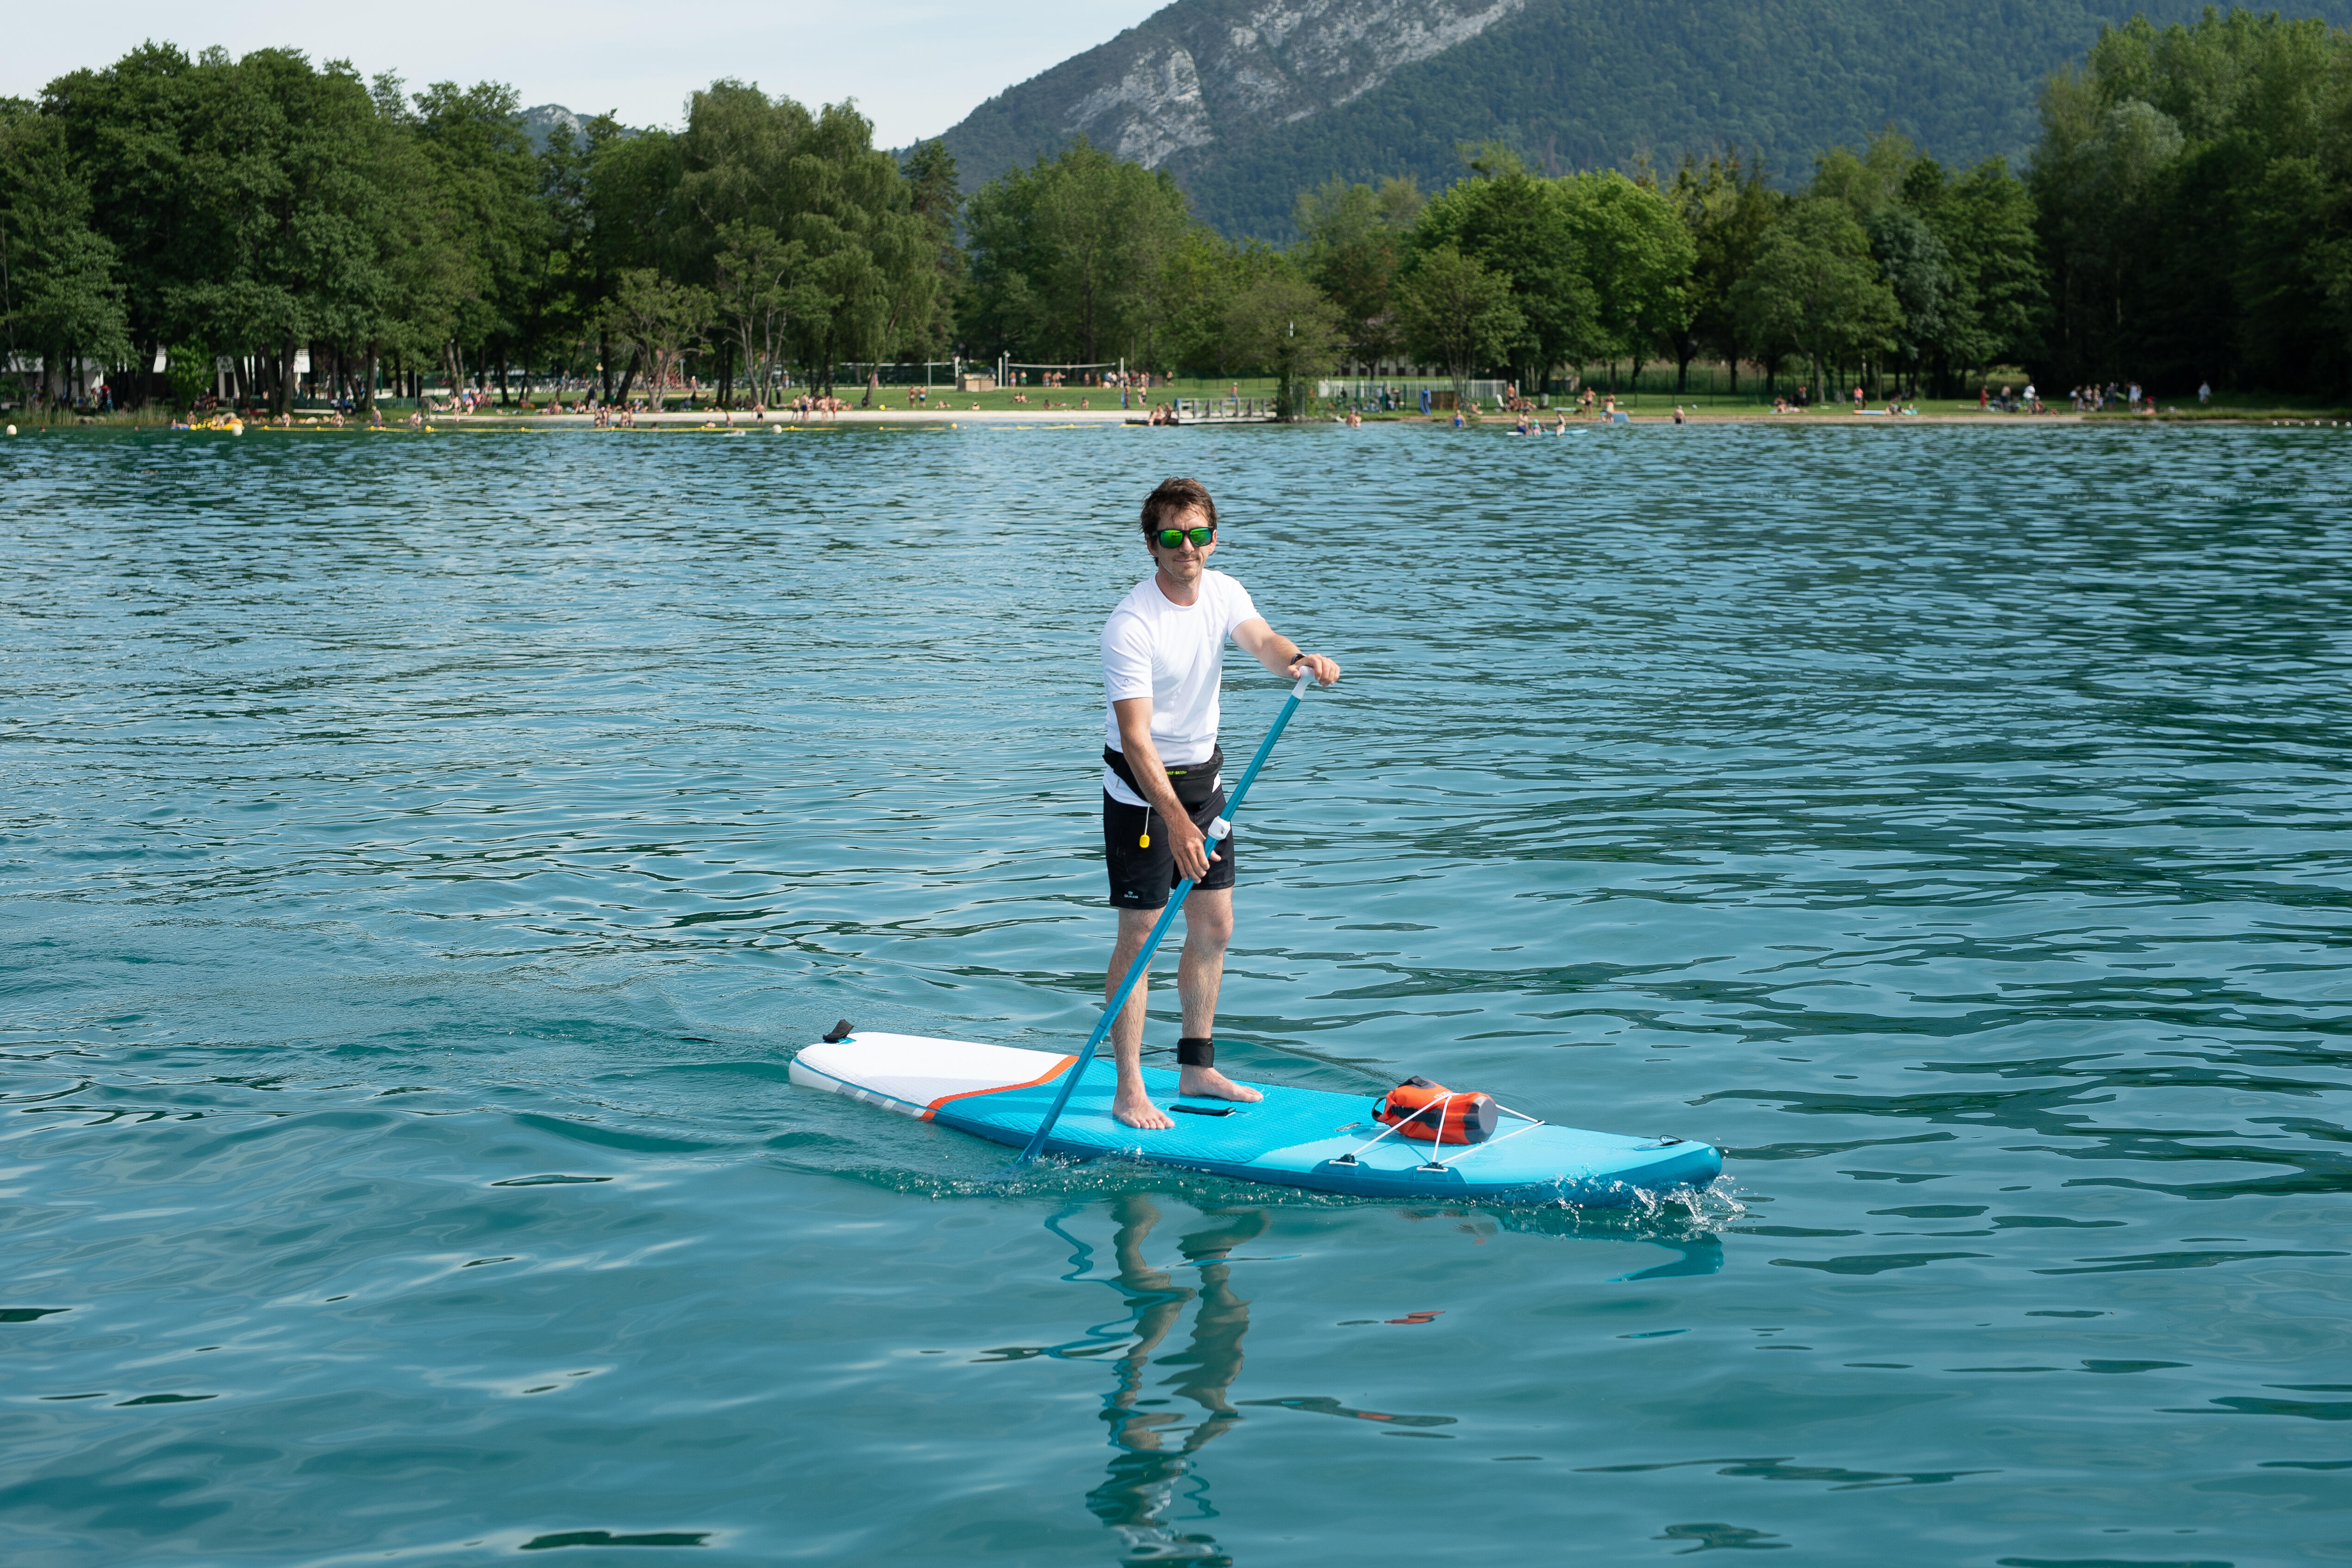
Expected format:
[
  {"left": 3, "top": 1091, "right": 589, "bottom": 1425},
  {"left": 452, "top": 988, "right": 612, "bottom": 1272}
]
[
  {"left": 945, "top": 0, "right": 2352, "bottom": 241},
  {"left": 2, "top": 9, "right": 2348, "bottom": 416}
]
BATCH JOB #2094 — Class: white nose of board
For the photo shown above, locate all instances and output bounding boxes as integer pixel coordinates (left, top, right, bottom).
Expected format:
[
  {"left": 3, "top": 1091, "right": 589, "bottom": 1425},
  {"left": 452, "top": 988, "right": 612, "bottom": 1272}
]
[{"left": 789, "top": 1032, "right": 1075, "bottom": 1119}]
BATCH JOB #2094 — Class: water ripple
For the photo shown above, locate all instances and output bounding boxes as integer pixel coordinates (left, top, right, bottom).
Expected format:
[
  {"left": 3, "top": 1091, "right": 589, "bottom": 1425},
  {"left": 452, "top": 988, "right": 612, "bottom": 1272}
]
[{"left": 3, "top": 422, "right": 2349, "bottom": 1565}]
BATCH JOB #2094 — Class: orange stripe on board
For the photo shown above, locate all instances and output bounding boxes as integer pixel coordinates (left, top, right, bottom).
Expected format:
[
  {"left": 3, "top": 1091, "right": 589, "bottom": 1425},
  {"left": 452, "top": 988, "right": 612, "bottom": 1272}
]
[{"left": 924, "top": 1055, "right": 1079, "bottom": 1118}]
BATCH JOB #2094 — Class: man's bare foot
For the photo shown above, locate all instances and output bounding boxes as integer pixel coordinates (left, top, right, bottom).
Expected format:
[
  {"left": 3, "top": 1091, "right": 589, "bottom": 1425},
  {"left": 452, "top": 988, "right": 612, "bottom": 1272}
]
[
  {"left": 1177, "top": 1067, "right": 1263, "bottom": 1103},
  {"left": 1113, "top": 1086, "right": 1173, "bottom": 1130}
]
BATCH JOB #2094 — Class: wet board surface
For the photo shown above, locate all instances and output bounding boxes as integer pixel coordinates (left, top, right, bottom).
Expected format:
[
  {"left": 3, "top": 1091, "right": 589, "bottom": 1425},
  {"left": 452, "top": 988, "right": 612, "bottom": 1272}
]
[{"left": 790, "top": 1031, "right": 1722, "bottom": 1206}]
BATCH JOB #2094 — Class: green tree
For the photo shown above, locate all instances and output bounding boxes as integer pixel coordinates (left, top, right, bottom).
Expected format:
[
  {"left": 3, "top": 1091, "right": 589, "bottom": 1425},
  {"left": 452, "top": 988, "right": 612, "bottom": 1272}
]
[
  {"left": 522, "top": 118, "right": 597, "bottom": 401},
  {"left": 1133, "top": 222, "right": 1243, "bottom": 375},
  {"left": 605, "top": 267, "right": 713, "bottom": 409},
  {"left": 41, "top": 43, "right": 208, "bottom": 404},
  {"left": 1668, "top": 149, "right": 1780, "bottom": 392},
  {"left": 1414, "top": 149, "right": 1596, "bottom": 391},
  {"left": 712, "top": 220, "right": 812, "bottom": 406},
  {"left": 177, "top": 50, "right": 406, "bottom": 414},
  {"left": 1864, "top": 203, "right": 1950, "bottom": 395},
  {"left": 1294, "top": 174, "right": 1424, "bottom": 369},
  {"left": 1813, "top": 133, "right": 1963, "bottom": 395},
  {"left": 408, "top": 79, "right": 543, "bottom": 403},
  {"left": 583, "top": 118, "right": 681, "bottom": 398},
  {"left": 1914, "top": 155, "right": 2044, "bottom": 393},
  {"left": 1809, "top": 135, "right": 1916, "bottom": 220},
  {"left": 899, "top": 137, "right": 963, "bottom": 364},
  {"left": 1731, "top": 196, "right": 1898, "bottom": 399},
  {"left": 1555, "top": 170, "right": 1696, "bottom": 389},
  {"left": 2032, "top": 8, "right": 2350, "bottom": 392},
  {"left": 671, "top": 87, "right": 934, "bottom": 393},
  {"left": 47, "top": 45, "right": 407, "bottom": 413},
  {"left": 1397, "top": 244, "right": 1524, "bottom": 406},
  {"left": 963, "top": 138, "right": 1192, "bottom": 369},
  {"left": 2317, "top": 102, "right": 2352, "bottom": 372},
  {"left": 1220, "top": 265, "right": 1345, "bottom": 415},
  {"left": 0, "top": 100, "right": 130, "bottom": 409},
  {"left": 790, "top": 105, "right": 935, "bottom": 392}
]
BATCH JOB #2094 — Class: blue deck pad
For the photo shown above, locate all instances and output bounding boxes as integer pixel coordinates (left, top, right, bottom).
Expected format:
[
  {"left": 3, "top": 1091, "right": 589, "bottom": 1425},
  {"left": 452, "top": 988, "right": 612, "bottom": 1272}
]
[{"left": 934, "top": 1063, "right": 1721, "bottom": 1206}]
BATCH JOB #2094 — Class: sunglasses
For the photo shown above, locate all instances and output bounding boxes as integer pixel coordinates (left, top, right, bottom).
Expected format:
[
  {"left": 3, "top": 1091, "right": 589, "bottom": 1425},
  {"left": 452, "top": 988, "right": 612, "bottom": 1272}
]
[{"left": 1152, "top": 525, "right": 1215, "bottom": 549}]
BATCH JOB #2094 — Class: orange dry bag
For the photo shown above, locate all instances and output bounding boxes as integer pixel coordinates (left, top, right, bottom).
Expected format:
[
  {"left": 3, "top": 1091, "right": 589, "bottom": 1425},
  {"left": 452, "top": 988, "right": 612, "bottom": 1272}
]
[{"left": 1374, "top": 1076, "right": 1499, "bottom": 1145}]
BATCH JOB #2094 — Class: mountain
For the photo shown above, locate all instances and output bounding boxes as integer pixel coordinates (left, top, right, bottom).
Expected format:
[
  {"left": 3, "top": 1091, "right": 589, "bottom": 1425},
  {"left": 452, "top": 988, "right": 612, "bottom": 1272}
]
[
  {"left": 938, "top": 0, "right": 2352, "bottom": 239},
  {"left": 523, "top": 104, "right": 585, "bottom": 152}
]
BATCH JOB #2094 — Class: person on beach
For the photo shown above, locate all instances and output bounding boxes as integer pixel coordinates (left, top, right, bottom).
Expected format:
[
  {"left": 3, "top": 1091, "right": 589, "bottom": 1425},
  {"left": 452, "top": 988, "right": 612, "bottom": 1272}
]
[{"left": 1098, "top": 477, "right": 1340, "bottom": 1129}]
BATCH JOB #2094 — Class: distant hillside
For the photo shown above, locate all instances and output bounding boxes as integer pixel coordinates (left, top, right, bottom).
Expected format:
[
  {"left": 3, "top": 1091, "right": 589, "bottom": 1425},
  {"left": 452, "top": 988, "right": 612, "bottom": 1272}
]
[
  {"left": 522, "top": 104, "right": 584, "bottom": 153},
  {"left": 939, "top": 0, "right": 2352, "bottom": 239}
]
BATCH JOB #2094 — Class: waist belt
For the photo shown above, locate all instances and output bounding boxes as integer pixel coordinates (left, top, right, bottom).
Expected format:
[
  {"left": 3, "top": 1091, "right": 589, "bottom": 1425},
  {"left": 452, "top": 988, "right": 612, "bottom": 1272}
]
[{"left": 1103, "top": 743, "right": 1225, "bottom": 807}]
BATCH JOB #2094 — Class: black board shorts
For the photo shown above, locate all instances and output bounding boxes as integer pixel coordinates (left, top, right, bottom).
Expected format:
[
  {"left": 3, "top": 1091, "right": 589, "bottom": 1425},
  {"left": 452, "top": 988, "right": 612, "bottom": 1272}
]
[{"left": 1103, "top": 788, "right": 1234, "bottom": 908}]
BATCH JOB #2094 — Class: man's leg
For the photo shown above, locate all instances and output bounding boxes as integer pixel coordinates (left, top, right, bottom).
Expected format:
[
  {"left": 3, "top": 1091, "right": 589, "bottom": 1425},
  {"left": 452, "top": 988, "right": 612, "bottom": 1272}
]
[
  {"left": 1174, "top": 889, "right": 1261, "bottom": 1103},
  {"left": 1109, "top": 906, "right": 1171, "bottom": 1129}
]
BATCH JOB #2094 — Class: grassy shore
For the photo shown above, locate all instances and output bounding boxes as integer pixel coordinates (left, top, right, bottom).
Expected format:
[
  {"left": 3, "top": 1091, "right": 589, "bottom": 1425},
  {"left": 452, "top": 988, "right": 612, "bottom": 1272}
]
[{"left": 8, "top": 372, "right": 2348, "bottom": 431}]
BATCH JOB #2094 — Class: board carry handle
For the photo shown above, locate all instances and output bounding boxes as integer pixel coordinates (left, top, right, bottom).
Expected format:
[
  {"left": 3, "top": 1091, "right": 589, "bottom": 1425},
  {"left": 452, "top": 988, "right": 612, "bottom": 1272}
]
[{"left": 1010, "top": 666, "right": 1317, "bottom": 1167}]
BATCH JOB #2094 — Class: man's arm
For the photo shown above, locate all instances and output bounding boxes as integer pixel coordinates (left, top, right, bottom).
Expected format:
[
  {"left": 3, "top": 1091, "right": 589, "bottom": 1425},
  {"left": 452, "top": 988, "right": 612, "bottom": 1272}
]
[
  {"left": 1232, "top": 618, "right": 1341, "bottom": 687},
  {"left": 1112, "top": 698, "right": 1218, "bottom": 881}
]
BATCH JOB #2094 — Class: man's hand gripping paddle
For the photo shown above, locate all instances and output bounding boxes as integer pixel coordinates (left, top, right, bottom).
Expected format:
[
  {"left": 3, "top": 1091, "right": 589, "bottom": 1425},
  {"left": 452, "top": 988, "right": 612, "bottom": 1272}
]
[{"left": 1009, "top": 665, "right": 1318, "bottom": 1168}]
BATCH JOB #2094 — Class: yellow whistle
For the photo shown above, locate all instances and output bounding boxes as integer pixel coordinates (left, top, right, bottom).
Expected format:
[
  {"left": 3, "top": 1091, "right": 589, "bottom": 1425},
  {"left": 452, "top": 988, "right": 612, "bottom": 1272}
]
[{"left": 1139, "top": 832, "right": 1151, "bottom": 848}]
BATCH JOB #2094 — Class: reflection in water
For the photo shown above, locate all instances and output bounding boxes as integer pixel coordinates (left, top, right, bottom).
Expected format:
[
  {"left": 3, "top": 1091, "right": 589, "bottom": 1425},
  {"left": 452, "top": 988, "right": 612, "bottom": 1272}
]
[
  {"left": 1026, "top": 1194, "right": 1733, "bottom": 1562},
  {"left": 1045, "top": 1195, "right": 1264, "bottom": 1566},
  {"left": 1493, "top": 1203, "right": 1733, "bottom": 1280}
]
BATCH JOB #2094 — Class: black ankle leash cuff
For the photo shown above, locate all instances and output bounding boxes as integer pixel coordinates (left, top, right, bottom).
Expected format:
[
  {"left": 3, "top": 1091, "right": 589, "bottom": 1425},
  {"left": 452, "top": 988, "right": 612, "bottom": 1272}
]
[{"left": 1175, "top": 1037, "right": 1215, "bottom": 1067}]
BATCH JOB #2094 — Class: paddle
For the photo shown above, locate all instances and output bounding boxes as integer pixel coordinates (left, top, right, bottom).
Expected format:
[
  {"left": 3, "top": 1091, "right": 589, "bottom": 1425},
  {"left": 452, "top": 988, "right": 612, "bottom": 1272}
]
[{"left": 1010, "top": 664, "right": 1319, "bottom": 1167}]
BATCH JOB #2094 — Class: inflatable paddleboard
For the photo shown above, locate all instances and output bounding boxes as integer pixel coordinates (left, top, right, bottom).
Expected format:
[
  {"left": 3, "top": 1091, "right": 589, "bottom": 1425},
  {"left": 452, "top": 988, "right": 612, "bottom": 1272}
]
[{"left": 791, "top": 1031, "right": 1721, "bottom": 1206}]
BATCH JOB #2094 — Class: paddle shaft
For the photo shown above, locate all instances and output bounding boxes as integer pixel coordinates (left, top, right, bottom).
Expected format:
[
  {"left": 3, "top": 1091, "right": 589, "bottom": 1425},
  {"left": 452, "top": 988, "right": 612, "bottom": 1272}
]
[{"left": 1010, "top": 668, "right": 1315, "bottom": 1166}]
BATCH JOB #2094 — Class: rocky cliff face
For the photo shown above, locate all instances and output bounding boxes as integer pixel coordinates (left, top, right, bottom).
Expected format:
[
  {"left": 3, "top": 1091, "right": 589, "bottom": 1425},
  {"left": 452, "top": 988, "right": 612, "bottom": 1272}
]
[
  {"left": 942, "top": 0, "right": 1529, "bottom": 201},
  {"left": 1056, "top": 0, "right": 1525, "bottom": 169},
  {"left": 945, "top": 0, "right": 2330, "bottom": 240}
]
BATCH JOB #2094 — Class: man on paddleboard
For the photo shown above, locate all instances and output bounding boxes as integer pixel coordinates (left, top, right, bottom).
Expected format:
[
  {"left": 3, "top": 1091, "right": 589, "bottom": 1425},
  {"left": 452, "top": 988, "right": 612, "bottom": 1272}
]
[{"left": 1101, "top": 477, "right": 1341, "bottom": 1128}]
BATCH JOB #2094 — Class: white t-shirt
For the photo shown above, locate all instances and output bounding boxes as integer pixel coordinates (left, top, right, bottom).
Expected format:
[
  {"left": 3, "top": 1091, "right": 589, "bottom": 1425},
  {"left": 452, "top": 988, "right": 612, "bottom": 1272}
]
[{"left": 1100, "top": 569, "right": 1259, "bottom": 807}]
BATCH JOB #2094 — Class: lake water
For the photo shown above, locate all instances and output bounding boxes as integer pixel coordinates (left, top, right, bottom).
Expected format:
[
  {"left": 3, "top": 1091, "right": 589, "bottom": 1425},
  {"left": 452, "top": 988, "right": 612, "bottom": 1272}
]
[{"left": 4, "top": 418, "right": 2349, "bottom": 1566}]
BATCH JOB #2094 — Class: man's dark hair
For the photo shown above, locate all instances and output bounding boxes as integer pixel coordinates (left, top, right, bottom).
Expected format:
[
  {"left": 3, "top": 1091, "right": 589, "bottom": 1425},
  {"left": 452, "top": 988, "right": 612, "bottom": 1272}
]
[{"left": 1140, "top": 477, "right": 1217, "bottom": 537}]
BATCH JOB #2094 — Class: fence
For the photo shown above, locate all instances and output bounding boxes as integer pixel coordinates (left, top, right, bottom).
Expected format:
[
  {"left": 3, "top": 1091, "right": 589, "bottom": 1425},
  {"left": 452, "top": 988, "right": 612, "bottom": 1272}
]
[
  {"left": 1003, "top": 360, "right": 1132, "bottom": 390},
  {"left": 1317, "top": 378, "right": 1511, "bottom": 409},
  {"left": 834, "top": 362, "right": 961, "bottom": 386},
  {"left": 1175, "top": 396, "right": 1278, "bottom": 421}
]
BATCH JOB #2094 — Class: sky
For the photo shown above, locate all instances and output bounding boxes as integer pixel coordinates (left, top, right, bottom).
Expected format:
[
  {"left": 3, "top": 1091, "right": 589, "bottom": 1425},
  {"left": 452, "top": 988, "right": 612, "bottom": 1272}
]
[{"left": 3, "top": 2, "right": 1167, "bottom": 146}]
